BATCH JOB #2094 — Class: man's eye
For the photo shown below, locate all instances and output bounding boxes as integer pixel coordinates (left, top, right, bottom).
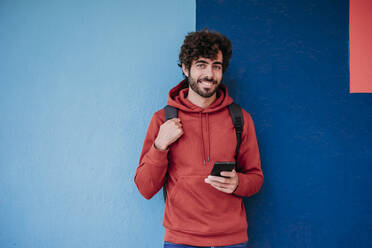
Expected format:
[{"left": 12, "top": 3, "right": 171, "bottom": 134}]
[
  {"left": 213, "top": 65, "right": 222, "bottom": 70},
  {"left": 196, "top": 64, "right": 206, "bottom": 68}
]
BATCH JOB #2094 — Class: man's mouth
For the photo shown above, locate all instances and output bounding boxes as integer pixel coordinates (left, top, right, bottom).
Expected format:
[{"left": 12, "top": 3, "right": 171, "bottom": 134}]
[{"left": 198, "top": 80, "right": 216, "bottom": 87}]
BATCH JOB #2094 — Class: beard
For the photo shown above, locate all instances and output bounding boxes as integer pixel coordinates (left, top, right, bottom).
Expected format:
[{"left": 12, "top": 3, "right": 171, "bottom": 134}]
[{"left": 188, "top": 76, "right": 221, "bottom": 98}]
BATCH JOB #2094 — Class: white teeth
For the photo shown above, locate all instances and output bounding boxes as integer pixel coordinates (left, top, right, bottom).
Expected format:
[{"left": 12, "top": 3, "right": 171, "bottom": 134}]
[{"left": 200, "top": 81, "right": 213, "bottom": 86}]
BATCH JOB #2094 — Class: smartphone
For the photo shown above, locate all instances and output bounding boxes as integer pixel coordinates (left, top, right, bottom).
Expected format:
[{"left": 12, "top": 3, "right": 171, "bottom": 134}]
[{"left": 210, "top": 162, "right": 236, "bottom": 178}]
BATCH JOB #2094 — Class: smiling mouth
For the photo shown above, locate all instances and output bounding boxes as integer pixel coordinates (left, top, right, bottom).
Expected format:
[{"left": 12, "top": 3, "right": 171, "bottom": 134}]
[{"left": 198, "top": 80, "right": 216, "bottom": 87}]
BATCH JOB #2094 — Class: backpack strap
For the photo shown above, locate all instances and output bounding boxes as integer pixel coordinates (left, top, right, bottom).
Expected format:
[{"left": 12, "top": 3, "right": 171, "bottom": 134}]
[
  {"left": 162, "top": 105, "right": 178, "bottom": 201},
  {"left": 164, "top": 105, "right": 178, "bottom": 121},
  {"left": 228, "top": 103, "right": 244, "bottom": 163}
]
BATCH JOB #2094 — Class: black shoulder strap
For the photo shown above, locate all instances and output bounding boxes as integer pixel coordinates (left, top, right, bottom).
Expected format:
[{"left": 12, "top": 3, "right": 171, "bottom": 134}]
[
  {"left": 228, "top": 103, "right": 244, "bottom": 162},
  {"left": 162, "top": 105, "right": 178, "bottom": 201},
  {"left": 164, "top": 105, "right": 178, "bottom": 121}
]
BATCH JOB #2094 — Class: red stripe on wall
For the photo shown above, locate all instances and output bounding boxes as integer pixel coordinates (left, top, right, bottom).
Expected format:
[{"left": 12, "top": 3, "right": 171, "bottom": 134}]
[{"left": 350, "top": 0, "right": 372, "bottom": 93}]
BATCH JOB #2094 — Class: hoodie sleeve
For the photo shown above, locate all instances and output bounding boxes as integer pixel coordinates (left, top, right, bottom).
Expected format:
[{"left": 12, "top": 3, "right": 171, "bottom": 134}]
[
  {"left": 233, "top": 110, "right": 264, "bottom": 197},
  {"left": 134, "top": 110, "right": 169, "bottom": 200}
]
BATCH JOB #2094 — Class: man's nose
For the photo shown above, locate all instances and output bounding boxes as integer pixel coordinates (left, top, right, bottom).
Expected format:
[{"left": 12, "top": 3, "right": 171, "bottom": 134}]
[{"left": 204, "top": 65, "right": 214, "bottom": 79}]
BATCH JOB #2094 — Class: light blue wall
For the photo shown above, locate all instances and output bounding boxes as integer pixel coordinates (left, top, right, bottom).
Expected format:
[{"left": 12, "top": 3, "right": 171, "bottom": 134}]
[{"left": 0, "top": 1, "right": 195, "bottom": 247}]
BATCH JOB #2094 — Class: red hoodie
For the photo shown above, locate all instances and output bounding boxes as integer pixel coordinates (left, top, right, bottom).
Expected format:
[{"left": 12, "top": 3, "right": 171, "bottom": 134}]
[{"left": 134, "top": 80, "right": 263, "bottom": 246}]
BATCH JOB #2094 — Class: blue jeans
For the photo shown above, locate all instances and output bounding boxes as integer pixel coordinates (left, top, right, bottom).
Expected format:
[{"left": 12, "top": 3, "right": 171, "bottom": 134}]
[{"left": 163, "top": 241, "right": 249, "bottom": 248}]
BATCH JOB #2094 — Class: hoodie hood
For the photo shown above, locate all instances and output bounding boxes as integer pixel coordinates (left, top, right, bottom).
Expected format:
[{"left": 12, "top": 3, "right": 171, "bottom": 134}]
[{"left": 167, "top": 79, "right": 233, "bottom": 113}]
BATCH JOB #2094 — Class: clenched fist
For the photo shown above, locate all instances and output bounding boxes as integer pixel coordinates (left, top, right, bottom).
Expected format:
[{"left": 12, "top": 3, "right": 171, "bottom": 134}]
[{"left": 154, "top": 118, "right": 184, "bottom": 151}]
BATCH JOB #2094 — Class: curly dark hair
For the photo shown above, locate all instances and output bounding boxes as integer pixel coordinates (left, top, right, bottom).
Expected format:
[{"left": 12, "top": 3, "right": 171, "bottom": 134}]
[{"left": 178, "top": 28, "right": 232, "bottom": 74}]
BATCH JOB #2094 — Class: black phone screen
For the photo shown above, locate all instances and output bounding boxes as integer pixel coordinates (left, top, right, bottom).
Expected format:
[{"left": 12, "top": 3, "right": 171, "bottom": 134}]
[{"left": 210, "top": 162, "right": 236, "bottom": 177}]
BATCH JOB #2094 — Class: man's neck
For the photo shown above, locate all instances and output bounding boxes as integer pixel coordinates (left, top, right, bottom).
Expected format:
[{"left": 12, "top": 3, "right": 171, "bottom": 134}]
[{"left": 187, "top": 87, "right": 217, "bottom": 109}]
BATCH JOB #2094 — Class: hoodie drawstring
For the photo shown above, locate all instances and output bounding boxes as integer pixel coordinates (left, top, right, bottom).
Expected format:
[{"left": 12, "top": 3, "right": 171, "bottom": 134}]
[
  {"left": 200, "top": 112, "right": 206, "bottom": 165},
  {"left": 200, "top": 112, "right": 211, "bottom": 165},
  {"left": 207, "top": 113, "right": 210, "bottom": 163}
]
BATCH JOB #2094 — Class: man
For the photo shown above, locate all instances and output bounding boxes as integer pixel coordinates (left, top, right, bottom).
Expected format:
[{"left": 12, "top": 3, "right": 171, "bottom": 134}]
[{"left": 134, "top": 29, "right": 263, "bottom": 247}]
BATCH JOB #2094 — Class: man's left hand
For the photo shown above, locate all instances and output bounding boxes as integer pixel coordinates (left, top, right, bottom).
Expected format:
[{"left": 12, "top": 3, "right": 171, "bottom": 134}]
[{"left": 204, "top": 170, "right": 239, "bottom": 194}]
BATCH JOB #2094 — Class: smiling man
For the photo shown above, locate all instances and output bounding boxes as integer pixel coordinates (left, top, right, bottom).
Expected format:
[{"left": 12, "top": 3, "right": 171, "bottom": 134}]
[
  {"left": 185, "top": 50, "right": 223, "bottom": 98},
  {"left": 135, "top": 29, "right": 264, "bottom": 248}
]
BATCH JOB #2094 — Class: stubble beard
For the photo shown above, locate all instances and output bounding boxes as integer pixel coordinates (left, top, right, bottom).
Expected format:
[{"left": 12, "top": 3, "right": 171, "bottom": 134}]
[{"left": 188, "top": 76, "right": 221, "bottom": 98}]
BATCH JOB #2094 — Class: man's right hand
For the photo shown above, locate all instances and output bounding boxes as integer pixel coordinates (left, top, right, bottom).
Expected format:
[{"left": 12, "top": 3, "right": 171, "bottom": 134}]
[{"left": 154, "top": 118, "right": 184, "bottom": 151}]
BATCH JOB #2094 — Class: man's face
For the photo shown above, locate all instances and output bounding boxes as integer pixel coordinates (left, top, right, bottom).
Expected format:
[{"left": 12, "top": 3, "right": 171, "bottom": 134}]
[{"left": 182, "top": 50, "right": 223, "bottom": 98}]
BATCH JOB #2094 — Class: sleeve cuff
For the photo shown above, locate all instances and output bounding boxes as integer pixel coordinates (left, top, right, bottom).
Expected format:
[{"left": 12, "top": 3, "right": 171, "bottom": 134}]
[
  {"left": 233, "top": 172, "right": 248, "bottom": 196},
  {"left": 144, "top": 143, "right": 169, "bottom": 166}
]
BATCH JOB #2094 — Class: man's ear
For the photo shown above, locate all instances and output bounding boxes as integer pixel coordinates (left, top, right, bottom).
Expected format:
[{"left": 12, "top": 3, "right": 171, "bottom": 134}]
[{"left": 182, "top": 64, "right": 189, "bottom": 77}]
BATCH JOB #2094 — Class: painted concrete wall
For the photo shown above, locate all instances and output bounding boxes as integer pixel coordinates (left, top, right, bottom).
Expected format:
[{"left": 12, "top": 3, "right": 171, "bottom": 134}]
[
  {"left": 197, "top": 0, "right": 372, "bottom": 247},
  {"left": 0, "top": 1, "right": 195, "bottom": 247},
  {"left": 349, "top": 0, "right": 372, "bottom": 93},
  {"left": 2, "top": 0, "right": 371, "bottom": 247}
]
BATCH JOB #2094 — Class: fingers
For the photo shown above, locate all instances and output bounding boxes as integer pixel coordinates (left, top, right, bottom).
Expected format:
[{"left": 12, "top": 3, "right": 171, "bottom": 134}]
[
  {"left": 171, "top": 128, "right": 184, "bottom": 141},
  {"left": 205, "top": 178, "right": 230, "bottom": 187},
  {"left": 162, "top": 118, "right": 183, "bottom": 132},
  {"left": 206, "top": 175, "right": 230, "bottom": 184},
  {"left": 208, "top": 170, "right": 236, "bottom": 182},
  {"left": 220, "top": 170, "right": 236, "bottom": 178},
  {"left": 155, "top": 118, "right": 183, "bottom": 150},
  {"left": 169, "top": 119, "right": 183, "bottom": 138},
  {"left": 210, "top": 184, "right": 231, "bottom": 193},
  {"left": 164, "top": 118, "right": 183, "bottom": 129},
  {"left": 204, "top": 170, "right": 238, "bottom": 194},
  {"left": 204, "top": 179, "right": 235, "bottom": 194},
  {"left": 167, "top": 118, "right": 181, "bottom": 125}
]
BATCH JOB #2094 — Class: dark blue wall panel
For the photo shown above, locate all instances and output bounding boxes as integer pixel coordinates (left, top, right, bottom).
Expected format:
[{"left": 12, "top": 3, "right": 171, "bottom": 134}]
[{"left": 197, "top": 1, "right": 372, "bottom": 247}]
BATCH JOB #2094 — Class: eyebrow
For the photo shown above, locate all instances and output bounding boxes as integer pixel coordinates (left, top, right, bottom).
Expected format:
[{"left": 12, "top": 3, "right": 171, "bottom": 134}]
[{"left": 195, "top": 59, "right": 223, "bottom": 65}]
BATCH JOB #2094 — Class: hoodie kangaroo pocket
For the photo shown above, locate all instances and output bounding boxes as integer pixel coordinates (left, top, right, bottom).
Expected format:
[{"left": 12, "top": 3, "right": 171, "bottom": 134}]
[{"left": 164, "top": 176, "right": 246, "bottom": 235}]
